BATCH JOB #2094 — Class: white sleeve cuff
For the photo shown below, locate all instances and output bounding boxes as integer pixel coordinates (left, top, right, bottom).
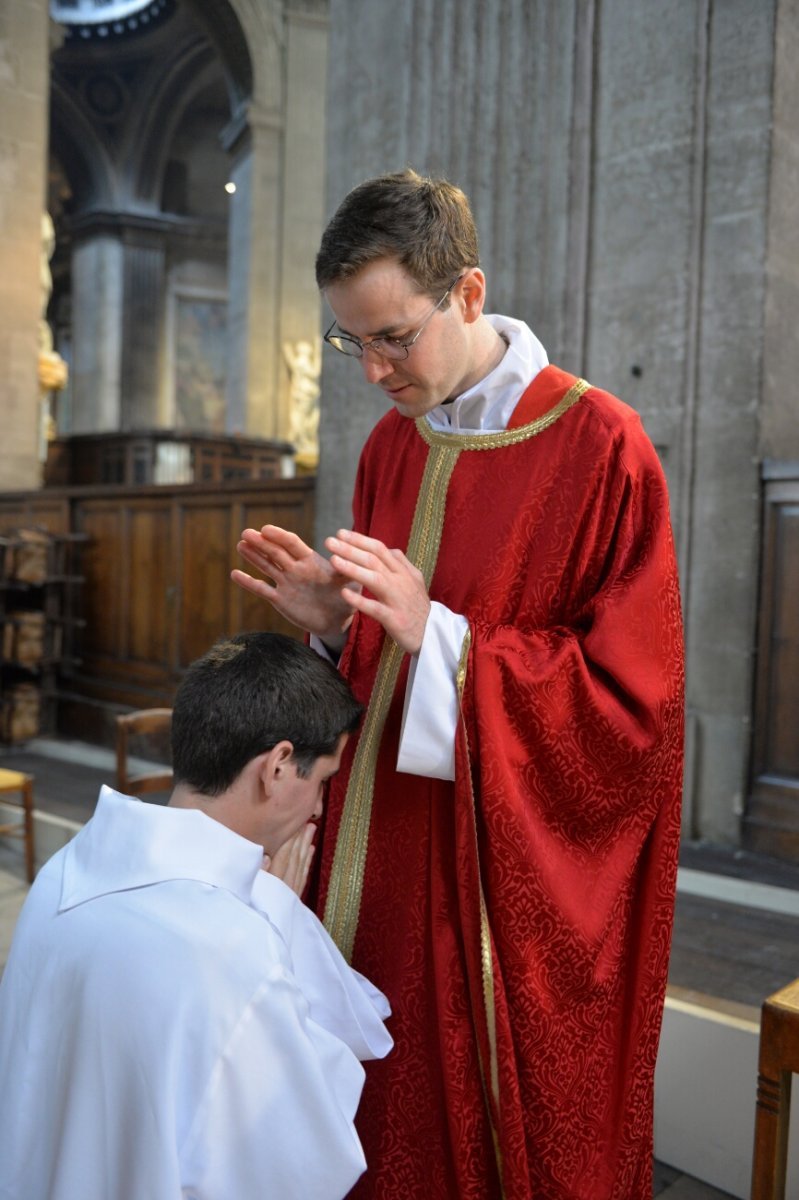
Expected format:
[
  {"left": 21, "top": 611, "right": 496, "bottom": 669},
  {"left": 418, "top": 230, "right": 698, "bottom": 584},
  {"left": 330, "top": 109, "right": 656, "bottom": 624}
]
[
  {"left": 397, "top": 601, "right": 469, "bottom": 781},
  {"left": 309, "top": 634, "right": 337, "bottom": 663}
]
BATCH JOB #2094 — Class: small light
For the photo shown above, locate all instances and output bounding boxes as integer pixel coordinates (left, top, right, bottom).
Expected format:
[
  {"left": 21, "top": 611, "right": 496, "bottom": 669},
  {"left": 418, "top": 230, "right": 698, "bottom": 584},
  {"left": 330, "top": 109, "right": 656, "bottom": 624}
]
[{"left": 224, "top": 181, "right": 236, "bottom": 195}]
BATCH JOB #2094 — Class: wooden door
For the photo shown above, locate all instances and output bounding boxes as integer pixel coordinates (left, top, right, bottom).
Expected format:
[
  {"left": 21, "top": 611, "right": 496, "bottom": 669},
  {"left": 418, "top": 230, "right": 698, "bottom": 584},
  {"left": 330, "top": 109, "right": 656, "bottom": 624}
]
[{"left": 745, "top": 465, "right": 799, "bottom": 861}]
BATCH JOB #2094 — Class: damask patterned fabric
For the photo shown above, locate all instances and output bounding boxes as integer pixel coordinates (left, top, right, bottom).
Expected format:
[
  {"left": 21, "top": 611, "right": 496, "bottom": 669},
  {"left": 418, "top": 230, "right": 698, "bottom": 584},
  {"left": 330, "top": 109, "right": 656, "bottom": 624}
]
[{"left": 313, "top": 366, "right": 684, "bottom": 1199}]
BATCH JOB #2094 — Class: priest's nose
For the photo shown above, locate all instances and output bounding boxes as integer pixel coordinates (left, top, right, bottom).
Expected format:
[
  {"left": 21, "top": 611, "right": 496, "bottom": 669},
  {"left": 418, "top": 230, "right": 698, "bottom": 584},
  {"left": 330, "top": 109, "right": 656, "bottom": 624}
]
[{"left": 360, "top": 353, "right": 395, "bottom": 385}]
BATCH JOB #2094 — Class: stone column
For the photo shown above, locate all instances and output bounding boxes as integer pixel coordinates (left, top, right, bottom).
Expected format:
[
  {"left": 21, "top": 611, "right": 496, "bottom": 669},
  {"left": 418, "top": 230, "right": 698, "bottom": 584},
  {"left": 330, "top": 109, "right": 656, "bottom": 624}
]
[
  {"left": 223, "top": 105, "right": 284, "bottom": 439},
  {"left": 69, "top": 213, "right": 168, "bottom": 433},
  {"left": 69, "top": 232, "right": 124, "bottom": 432},
  {"left": 761, "top": 0, "right": 799, "bottom": 462},
  {"left": 118, "top": 223, "right": 167, "bottom": 429},
  {"left": 278, "top": 0, "right": 328, "bottom": 446},
  {"left": 0, "top": 0, "right": 50, "bottom": 488}
]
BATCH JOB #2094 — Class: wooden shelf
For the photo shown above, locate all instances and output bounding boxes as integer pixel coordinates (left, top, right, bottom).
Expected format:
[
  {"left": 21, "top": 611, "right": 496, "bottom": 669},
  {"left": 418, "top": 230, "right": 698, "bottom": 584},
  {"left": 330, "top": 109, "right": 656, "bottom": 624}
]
[{"left": 0, "top": 529, "right": 87, "bottom": 744}]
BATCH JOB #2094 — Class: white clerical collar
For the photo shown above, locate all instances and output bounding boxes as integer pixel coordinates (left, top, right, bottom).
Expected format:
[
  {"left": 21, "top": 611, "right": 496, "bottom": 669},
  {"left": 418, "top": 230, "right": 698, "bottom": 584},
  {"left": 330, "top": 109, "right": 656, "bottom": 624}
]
[
  {"left": 425, "top": 314, "right": 549, "bottom": 435},
  {"left": 60, "top": 785, "right": 264, "bottom": 911}
]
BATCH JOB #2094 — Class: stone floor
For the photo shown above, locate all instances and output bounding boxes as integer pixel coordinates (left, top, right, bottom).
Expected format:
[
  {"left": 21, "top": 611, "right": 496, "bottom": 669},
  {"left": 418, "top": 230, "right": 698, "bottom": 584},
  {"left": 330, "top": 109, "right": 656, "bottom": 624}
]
[{"left": 653, "top": 1164, "right": 736, "bottom": 1199}]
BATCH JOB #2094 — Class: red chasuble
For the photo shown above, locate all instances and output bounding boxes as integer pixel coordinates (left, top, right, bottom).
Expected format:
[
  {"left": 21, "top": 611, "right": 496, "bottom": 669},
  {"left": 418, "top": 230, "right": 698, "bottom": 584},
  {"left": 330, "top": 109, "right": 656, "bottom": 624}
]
[{"left": 314, "top": 366, "right": 684, "bottom": 1200}]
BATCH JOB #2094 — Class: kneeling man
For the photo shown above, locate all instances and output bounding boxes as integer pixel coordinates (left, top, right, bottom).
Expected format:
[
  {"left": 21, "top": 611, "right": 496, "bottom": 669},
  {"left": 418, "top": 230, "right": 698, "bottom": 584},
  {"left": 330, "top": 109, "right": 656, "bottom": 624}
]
[{"left": 0, "top": 632, "right": 392, "bottom": 1200}]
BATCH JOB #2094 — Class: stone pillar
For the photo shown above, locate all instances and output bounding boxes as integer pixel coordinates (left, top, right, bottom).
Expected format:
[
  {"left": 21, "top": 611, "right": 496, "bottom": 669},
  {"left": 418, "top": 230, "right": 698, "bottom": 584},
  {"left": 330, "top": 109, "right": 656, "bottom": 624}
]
[
  {"left": 224, "top": 106, "right": 284, "bottom": 439},
  {"left": 679, "top": 0, "right": 776, "bottom": 843},
  {"left": 761, "top": 0, "right": 799, "bottom": 462},
  {"left": 69, "top": 214, "right": 169, "bottom": 433},
  {"left": 278, "top": 0, "right": 328, "bottom": 445},
  {"left": 118, "top": 225, "right": 167, "bottom": 429},
  {"left": 223, "top": 130, "right": 252, "bottom": 436},
  {"left": 0, "top": 0, "right": 50, "bottom": 488},
  {"left": 581, "top": 0, "right": 775, "bottom": 843},
  {"left": 69, "top": 233, "right": 124, "bottom": 433}
]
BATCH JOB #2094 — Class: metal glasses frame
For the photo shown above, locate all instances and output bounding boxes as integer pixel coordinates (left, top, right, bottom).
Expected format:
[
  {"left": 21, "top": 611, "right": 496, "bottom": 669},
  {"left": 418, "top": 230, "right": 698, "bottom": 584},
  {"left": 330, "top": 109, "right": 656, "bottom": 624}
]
[{"left": 323, "top": 274, "right": 464, "bottom": 361}]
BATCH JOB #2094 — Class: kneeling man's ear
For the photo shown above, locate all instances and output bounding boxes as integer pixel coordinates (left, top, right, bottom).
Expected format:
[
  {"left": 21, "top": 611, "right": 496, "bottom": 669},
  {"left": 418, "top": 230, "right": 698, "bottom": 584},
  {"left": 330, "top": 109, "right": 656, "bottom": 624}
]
[{"left": 259, "top": 740, "right": 295, "bottom": 797}]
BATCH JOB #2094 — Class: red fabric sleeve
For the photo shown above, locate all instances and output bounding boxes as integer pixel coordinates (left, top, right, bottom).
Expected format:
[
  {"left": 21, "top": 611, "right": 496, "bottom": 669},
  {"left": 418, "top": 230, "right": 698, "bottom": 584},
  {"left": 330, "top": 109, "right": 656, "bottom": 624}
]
[{"left": 454, "top": 396, "right": 684, "bottom": 1196}]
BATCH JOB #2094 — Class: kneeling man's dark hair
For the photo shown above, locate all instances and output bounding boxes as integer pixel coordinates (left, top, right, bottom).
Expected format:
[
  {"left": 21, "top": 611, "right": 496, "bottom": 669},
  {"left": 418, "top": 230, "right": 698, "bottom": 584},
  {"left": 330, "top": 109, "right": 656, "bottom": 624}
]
[{"left": 171, "top": 632, "right": 362, "bottom": 796}]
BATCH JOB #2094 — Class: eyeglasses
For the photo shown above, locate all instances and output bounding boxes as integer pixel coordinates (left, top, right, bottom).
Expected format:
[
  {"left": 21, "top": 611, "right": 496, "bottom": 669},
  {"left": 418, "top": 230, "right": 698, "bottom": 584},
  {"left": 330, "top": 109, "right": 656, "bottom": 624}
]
[{"left": 323, "top": 274, "right": 464, "bottom": 362}]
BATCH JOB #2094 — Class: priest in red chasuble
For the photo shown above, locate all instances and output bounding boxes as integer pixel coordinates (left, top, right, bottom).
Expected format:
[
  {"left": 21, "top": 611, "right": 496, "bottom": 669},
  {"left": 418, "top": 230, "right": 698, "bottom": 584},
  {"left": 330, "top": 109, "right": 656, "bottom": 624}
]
[{"left": 233, "top": 169, "right": 684, "bottom": 1200}]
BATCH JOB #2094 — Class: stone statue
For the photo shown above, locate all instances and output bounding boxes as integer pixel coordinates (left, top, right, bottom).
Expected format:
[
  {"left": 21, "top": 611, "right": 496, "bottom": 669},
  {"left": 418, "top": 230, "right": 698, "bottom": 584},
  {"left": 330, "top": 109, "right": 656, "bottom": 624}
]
[
  {"left": 38, "top": 212, "right": 67, "bottom": 453},
  {"left": 283, "top": 338, "right": 321, "bottom": 469},
  {"left": 39, "top": 212, "right": 56, "bottom": 355}
]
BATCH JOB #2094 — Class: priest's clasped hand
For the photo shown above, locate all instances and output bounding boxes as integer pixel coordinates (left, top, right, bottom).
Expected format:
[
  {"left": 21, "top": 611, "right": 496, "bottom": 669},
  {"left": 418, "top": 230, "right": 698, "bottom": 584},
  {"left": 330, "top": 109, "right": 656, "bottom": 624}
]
[{"left": 326, "top": 529, "right": 430, "bottom": 656}]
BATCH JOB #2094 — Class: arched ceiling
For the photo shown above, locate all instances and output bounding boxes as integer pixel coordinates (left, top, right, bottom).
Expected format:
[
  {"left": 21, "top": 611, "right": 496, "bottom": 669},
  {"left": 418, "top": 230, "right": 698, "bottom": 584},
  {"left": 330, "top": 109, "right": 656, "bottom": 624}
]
[
  {"left": 49, "top": 2, "right": 243, "bottom": 216},
  {"left": 50, "top": 0, "right": 176, "bottom": 41}
]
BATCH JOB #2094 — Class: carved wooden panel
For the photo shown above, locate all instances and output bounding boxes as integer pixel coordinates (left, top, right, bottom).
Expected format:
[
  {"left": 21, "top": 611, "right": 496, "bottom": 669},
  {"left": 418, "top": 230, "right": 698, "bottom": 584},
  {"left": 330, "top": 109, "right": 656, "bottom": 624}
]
[
  {"left": 177, "top": 498, "right": 234, "bottom": 668},
  {"left": 0, "top": 497, "right": 70, "bottom": 534},
  {"left": 0, "top": 478, "right": 314, "bottom": 739}
]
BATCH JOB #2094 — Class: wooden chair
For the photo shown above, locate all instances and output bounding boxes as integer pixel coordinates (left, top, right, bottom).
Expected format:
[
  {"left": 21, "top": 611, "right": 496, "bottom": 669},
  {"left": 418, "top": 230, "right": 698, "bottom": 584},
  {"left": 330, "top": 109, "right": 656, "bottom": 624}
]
[
  {"left": 115, "top": 708, "right": 174, "bottom": 797},
  {"left": 752, "top": 976, "right": 799, "bottom": 1199},
  {"left": 0, "top": 767, "right": 36, "bottom": 883}
]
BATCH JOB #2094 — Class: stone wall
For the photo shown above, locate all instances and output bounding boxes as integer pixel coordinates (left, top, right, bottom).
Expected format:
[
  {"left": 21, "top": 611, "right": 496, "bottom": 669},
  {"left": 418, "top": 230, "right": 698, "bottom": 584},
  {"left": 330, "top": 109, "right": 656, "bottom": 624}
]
[
  {"left": 762, "top": 0, "right": 799, "bottom": 462},
  {"left": 0, "top": 0, "right": 50, "bottom": 489},
  {"left": 315, "top": 0, "right": 797, "bottom": 846}
]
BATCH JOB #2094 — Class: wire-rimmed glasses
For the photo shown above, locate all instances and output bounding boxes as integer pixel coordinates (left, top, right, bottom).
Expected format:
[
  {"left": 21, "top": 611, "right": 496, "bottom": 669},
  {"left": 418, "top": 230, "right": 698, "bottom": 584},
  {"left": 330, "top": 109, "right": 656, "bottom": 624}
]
[{"left": 323, "top": 274, "right": 464, "bottom": 362}]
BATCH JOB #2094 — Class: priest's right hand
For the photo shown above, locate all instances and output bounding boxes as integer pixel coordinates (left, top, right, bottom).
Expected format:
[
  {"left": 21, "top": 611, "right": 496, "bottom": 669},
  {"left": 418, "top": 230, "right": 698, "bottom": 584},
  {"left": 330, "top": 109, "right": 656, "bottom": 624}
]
[{"left": 231, "top": 524, "right": 357, "bottom": 649}]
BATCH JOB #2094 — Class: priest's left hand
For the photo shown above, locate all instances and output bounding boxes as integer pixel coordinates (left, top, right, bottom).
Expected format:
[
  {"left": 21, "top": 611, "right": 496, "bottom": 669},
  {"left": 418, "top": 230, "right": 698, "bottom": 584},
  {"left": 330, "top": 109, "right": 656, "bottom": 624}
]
[{"left": 325, "top": 529, "right": 430, "bottom": 655}]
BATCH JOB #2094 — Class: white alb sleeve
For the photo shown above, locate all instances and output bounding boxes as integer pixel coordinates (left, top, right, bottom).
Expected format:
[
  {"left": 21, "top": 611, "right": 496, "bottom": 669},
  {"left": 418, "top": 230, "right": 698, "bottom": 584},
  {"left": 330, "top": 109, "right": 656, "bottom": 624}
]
[
  {"left": 250, "top": 871, "right": 393, "bottom": 1062},
  {"left": 397, "top": 601, "right": 470, "bottom": 782},
  {"left": 180, "top": 965, "right": 369, "bottom": 1200}
]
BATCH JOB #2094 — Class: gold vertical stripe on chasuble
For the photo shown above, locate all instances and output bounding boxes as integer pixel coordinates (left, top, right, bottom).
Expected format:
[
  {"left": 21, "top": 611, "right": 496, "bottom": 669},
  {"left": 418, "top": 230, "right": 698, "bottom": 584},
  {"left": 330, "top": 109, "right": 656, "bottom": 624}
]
[
  {"left": 457, "top": 629, "right": 505, "bottom": 1196},
  {"left": 323, "top": 440, "right": 463, "bottom": 961},
  {"left": 455, "top": 629, "right": 500, "bottom": 1107}
]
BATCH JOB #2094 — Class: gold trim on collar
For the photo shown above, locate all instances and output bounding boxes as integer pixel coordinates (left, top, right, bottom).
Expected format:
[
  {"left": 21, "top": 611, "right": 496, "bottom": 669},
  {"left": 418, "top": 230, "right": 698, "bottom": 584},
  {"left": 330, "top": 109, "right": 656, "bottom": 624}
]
[
  {"left": 323, "top": 438, "right": 462, "bottom": 961},
  {"left": 415, "top": 377, "right": 590, "bottom": 450}
]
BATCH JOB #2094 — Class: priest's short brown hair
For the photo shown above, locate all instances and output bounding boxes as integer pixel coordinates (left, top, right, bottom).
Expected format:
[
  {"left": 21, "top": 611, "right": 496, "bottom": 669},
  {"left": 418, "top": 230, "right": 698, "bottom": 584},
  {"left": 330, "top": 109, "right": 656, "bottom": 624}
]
[{"left": 315, "top": 167, "right": 479, "bottom": 299}]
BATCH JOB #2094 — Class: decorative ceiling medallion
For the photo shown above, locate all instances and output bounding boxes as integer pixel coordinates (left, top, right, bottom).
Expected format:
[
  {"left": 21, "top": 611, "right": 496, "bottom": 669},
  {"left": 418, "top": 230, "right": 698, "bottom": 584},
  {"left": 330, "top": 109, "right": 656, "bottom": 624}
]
[{"left": 50, "top": 0, "right": 175, "bottom": 41}]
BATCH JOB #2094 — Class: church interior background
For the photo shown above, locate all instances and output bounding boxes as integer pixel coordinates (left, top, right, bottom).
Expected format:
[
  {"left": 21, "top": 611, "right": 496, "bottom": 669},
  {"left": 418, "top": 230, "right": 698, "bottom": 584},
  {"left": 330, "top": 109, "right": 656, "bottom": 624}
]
[
  {"left": 1, "top": 4, "right": 799, "bottom": 1191},
  {"left": 0, "top": 0, "right": 328, "bottom": 740},
  {"left": 49, "top": 0, "right": 237, "bottom": 441},
  {"left": 6, "top": 0, "right": 327, "bottom": 470}
]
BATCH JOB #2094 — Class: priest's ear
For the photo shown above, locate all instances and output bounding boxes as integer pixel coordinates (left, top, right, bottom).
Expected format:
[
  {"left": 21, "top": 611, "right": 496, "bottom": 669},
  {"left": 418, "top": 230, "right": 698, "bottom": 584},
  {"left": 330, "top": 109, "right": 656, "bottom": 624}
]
[{"left": 457, "top": 267, "right": 487, "bottom": 325}]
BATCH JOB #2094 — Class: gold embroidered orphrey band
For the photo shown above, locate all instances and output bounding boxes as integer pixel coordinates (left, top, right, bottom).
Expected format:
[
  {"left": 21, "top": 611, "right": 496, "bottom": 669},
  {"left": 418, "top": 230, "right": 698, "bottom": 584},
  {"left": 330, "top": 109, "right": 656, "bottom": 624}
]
[
  {"left": 457, "top": 649, "right": 507, "bottom": 1199},
  {"left": 322, "top": 377, "right": 590, "bottom": 962},
  {"left": 323, "top": 438, "right": 462, "bottom": 959}
]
